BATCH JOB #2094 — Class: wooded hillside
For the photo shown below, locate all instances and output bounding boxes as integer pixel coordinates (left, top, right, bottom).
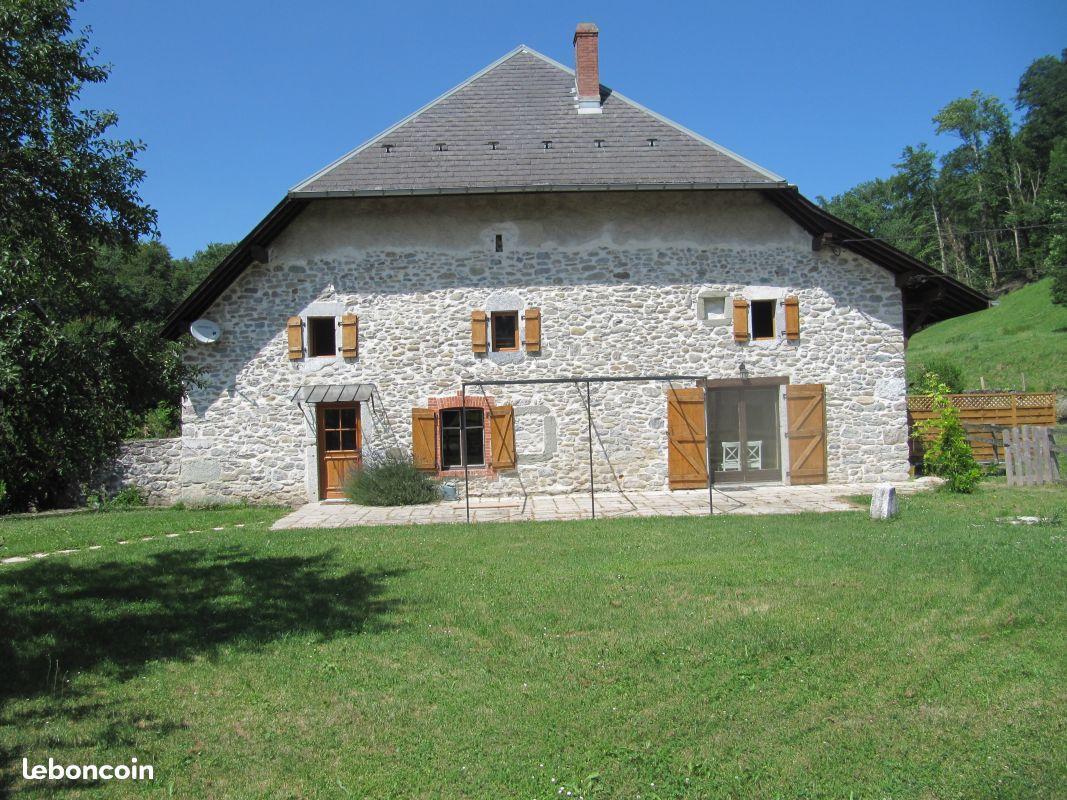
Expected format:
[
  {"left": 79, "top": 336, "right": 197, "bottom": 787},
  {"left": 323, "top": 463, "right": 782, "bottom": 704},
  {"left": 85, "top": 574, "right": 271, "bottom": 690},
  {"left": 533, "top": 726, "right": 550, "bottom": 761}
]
[{"left": 820, "top": 50, "right": 1067, "bottom": 301}]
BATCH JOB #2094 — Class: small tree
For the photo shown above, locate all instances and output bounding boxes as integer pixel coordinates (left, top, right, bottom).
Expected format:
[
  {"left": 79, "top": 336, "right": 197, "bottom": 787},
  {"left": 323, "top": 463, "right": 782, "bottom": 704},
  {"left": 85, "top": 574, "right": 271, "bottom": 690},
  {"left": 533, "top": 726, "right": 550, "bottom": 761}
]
[{"left": 911, "top": 373, "right": 983, "bottom": 493}]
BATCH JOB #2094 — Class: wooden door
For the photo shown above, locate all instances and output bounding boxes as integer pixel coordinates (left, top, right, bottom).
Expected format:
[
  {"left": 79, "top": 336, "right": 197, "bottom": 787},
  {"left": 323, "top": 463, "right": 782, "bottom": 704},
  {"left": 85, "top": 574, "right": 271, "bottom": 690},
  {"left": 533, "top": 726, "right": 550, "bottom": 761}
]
[
  {"left": 317, "top": 403, "right": 362, "bottom": 499},
  {"left": 667, "top": 388, "right": 708, "bottom": 489},
  {"left": 786, "top": 384, "right": 827, "bottom": 485}
]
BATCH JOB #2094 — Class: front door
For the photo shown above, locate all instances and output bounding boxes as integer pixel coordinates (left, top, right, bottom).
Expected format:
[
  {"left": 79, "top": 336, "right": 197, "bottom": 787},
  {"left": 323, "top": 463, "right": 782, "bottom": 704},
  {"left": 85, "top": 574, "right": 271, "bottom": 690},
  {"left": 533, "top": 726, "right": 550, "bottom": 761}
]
[
  {"left": 317, "top": 403, "right": 361, "bottom": 500},
  {"left": 710, "top": 387, "right": 782, "bottom": 483}
]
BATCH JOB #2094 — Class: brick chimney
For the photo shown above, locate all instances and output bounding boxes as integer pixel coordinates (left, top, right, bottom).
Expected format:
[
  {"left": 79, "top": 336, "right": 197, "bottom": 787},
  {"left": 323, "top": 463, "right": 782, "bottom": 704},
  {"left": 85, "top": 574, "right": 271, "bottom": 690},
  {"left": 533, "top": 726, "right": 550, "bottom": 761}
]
[{"left": 573, "top": 22, "right": 601, "bottom": 114}]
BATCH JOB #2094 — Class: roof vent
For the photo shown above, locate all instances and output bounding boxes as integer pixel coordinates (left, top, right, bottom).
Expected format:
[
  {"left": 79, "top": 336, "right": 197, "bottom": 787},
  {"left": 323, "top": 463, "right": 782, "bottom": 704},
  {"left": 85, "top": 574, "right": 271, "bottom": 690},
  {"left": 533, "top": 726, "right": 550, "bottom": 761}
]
[{"left": 573, "top": 23, "right": 602, "bottom": 115}]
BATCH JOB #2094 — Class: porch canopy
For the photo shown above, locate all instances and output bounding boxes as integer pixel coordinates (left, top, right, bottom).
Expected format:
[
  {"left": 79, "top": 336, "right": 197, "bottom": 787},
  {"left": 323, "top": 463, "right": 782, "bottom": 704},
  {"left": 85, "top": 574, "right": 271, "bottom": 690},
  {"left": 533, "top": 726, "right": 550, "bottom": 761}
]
[{"left": 293, "top": 384, "right": 376, "bottom": 406}]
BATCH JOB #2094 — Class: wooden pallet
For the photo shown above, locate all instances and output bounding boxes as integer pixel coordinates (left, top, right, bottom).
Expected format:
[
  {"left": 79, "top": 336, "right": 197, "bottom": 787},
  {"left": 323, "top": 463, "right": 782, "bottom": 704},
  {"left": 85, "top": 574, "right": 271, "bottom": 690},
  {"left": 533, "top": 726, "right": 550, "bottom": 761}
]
[{"left": 1004, "top": 425, "right": 1062, "bottom": 486}]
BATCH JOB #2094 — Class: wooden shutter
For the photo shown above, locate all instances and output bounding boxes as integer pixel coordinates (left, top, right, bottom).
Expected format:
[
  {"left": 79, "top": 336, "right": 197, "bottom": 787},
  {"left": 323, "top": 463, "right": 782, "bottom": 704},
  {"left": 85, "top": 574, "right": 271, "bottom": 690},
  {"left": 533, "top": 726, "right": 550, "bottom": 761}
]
[
  {"left": 489, "top": 405, "right": 516, "bottom": 469},
  {"left": 286, "top": 316, "right": 303, "bottom": 360},
  {"left": 411, "top": 409, "right": 437, "bottom": 470},
  {"left": 524, "top": 307, "right": 541, "bottom": 353},
  {"left": 784, "top": 296, "right": 800, "bottom": 341},
  {"left": 786, "top": 384, "right": 827, "bottom": 484},
  {"left": 340, "top": 314, "right": 359, "bottom": 358},
  {"left": 667, "top": 388, "right": 708, "bottom": 489},
  {"left": 471, "top": 310, "right": 488, "bottom": 353},
  {"left": 732, "top": 298, "right": 750, "bottom": 342}
]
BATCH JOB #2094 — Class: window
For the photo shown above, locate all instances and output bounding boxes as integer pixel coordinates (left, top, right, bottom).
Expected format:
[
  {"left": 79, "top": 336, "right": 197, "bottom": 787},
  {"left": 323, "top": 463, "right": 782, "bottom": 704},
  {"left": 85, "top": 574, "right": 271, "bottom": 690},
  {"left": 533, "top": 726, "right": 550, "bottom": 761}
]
[
  {"left": 307, "top": 316, "right": 336, "bottom": 357},
  {"left": 750, "top": 300, "right": 776, "bottom": 340},
  {"left": 700, "top": 295, "right": 726, "bottom": 320},
  {"left": 491, "top": 311, "right": 519, "bottom": 351},
  {"left": 440, "top": 408, "right": 484, "bottom": 468}
]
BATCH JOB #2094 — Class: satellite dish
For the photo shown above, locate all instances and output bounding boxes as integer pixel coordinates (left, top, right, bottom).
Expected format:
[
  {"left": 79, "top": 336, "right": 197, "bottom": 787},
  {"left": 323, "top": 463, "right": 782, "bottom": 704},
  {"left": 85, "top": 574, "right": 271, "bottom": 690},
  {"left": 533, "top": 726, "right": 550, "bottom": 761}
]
[{"left": 189, "top": 319, "right": 221, "bottom": 343}]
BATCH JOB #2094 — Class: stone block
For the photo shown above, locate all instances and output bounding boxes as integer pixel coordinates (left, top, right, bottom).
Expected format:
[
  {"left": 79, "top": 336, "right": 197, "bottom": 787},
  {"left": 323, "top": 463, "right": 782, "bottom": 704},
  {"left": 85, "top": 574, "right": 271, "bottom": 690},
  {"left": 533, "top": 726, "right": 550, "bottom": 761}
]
[{"left": 870, "top": 484, "right": 898, "bottom": 520}]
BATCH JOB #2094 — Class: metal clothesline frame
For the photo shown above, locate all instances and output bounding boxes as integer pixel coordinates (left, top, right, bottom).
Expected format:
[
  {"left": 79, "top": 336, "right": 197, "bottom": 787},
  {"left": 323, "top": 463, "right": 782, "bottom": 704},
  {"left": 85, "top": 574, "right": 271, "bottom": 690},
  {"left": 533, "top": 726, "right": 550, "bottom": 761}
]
[{"left": 459, "top": 374, "right": 714, "bottom": 524}]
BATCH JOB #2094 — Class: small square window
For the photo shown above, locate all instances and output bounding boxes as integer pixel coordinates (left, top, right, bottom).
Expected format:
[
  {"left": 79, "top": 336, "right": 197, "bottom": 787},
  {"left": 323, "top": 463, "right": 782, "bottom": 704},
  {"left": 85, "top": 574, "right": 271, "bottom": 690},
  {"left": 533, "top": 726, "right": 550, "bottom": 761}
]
[
  {"left": 700, "top": 295, "right": 726, "bottom": 320},
  {"left": 750, "top": 300, "right": 776, "bottom": 340},
  {"left": 491, "top": 311, "right": 519, "bottom": 351},
  {"left": 307, "top": 317, "right": 336, "bottom": 357}
]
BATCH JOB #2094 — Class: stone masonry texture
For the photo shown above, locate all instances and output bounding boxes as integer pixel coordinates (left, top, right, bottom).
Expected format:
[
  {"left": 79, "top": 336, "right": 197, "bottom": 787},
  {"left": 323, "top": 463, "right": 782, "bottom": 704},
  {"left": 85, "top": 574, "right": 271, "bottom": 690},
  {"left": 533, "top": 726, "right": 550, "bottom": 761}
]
[{"left": 177, "top": 190, "right": 909, "bottom": 505}]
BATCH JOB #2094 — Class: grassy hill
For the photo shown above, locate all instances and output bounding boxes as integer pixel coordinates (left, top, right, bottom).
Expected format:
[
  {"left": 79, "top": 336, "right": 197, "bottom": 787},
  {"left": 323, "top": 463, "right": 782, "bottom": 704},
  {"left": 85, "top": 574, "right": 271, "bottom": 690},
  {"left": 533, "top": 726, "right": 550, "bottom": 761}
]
[{"left": 908, "top": 278, "right": 1067, "bottom": 393}]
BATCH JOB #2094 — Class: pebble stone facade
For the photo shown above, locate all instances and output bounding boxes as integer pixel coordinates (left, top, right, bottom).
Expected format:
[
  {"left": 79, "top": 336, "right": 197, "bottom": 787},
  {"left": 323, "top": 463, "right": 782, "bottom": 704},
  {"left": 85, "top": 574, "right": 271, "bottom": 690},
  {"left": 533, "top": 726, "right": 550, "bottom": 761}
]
[{"left": 173, "top": 190, "right": 909, "bottom": 505}]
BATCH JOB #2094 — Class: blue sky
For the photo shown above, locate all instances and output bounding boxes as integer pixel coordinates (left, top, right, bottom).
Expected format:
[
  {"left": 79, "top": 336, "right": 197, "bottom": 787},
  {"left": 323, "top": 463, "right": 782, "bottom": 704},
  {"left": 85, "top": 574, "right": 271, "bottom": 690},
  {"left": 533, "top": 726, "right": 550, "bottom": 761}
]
[{"left": 73, "top": 0, "right": 1065, "bottom": 257}]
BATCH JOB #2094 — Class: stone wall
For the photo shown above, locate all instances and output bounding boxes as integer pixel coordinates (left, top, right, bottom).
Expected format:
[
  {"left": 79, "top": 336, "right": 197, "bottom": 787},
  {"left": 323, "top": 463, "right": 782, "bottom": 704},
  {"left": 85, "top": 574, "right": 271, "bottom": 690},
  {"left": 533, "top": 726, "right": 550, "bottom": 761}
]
[
  {"left": 102, "top": 437, "right": 182, "bottom": 505},
  {"left": 179, "top": 190, "right": 909, "bottom": 505}
]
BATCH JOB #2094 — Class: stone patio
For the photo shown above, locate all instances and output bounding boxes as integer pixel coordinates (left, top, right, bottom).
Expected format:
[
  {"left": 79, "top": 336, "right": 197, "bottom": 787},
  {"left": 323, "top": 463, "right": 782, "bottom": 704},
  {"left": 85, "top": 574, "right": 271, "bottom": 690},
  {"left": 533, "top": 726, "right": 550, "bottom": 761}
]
[{"left": 271, "top": 479, "right": 938, "bottom": 529}]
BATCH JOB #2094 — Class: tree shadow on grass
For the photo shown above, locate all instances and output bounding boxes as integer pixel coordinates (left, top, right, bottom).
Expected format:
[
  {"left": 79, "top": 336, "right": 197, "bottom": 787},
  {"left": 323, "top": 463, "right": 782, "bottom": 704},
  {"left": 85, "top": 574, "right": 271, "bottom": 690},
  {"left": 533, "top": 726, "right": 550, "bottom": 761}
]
[
  {"left": 0, "top": 546, "right": 404, "bottom": 792},
  {"left": 0, "top": 546, "right": 403, "bottom": 700}
]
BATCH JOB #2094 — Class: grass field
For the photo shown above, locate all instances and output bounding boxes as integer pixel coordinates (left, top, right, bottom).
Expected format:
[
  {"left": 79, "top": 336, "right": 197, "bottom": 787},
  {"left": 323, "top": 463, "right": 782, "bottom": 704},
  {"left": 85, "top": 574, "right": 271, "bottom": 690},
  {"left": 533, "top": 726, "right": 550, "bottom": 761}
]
[
  {"left": 908, "top": 278, "right": 1067, "bottom": 393},
  {"left": 1, "top": 485, "right": 1065, "bottom": 798}
]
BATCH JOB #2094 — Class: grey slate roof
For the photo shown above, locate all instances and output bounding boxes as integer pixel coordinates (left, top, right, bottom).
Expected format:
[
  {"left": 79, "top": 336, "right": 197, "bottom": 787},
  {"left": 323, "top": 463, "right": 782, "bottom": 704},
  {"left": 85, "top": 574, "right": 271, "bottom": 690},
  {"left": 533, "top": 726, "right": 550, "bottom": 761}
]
[{"left": 292, "top": 47, "right": 785, "bottom": 196}]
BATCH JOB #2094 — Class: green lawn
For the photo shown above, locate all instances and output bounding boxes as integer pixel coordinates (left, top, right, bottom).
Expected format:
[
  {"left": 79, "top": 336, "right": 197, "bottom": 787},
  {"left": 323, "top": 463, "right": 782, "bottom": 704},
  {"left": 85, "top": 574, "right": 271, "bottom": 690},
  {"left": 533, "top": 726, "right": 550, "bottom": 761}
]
[
  {"left": 0, "top": 506, "right": 284, "bottom": 559},
  {"left": 908, "top": 278, "right": 1067, "bottom": 392},
  {"left": 1, "top": 485, "right": 1065, "bottom": 798}
]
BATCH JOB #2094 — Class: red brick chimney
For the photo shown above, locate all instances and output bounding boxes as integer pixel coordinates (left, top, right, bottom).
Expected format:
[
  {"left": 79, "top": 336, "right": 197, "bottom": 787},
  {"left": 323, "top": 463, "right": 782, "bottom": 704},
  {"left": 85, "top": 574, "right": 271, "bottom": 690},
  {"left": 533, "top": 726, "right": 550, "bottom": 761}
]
[{"left": 573, "top": 22, "right": 601, "bottom": 114}]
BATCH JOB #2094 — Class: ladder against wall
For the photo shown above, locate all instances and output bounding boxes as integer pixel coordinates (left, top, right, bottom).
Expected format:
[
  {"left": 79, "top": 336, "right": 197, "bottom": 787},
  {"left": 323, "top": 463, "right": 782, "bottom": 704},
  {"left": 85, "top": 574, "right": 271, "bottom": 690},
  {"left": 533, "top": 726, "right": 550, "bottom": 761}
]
[{"left": 1004, "top": 425, "right": 1062, "bottom": 486}]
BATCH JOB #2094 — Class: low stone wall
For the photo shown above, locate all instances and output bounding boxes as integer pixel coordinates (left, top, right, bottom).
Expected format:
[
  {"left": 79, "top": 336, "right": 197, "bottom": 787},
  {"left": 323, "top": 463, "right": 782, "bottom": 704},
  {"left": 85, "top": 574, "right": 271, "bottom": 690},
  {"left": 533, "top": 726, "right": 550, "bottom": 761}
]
[{"left": 102, "top": 437, "right": 182, "bottom": 505}]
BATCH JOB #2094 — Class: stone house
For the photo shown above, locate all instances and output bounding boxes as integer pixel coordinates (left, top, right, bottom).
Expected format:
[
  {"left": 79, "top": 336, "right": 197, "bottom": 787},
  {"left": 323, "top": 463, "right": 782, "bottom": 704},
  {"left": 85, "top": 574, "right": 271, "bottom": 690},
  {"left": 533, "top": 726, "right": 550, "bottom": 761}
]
[{"left": 161, "top": 24, "right": 986, "bottom": 506}]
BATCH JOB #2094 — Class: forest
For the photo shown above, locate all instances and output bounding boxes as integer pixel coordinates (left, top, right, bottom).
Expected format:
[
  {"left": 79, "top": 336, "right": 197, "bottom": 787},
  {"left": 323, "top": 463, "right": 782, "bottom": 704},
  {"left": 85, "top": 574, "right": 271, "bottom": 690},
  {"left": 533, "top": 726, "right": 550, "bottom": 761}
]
[{"left": 820, "top": 49, "right": 1067, "bottom": 301}]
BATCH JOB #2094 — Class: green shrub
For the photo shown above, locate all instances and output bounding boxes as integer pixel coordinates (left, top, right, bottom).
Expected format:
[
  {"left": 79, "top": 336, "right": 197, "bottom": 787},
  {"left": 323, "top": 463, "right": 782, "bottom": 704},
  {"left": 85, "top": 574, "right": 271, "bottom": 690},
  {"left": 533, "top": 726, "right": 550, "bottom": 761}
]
[
  {"left": 87, "top": 486, "right": 147, "bottom": 511},
  {"left": 906, "top": 356, "right": 965, "bottom": 393},
  {"left": 344, "top": 458, "right": 440, "bottom": 506},
  {"left": 911, "top": 373, "right": 983, "bottom": 493}
]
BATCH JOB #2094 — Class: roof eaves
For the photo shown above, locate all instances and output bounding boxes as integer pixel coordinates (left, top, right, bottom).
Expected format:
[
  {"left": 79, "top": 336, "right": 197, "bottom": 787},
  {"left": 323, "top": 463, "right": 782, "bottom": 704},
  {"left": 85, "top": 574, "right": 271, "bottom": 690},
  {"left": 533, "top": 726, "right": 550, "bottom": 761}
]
[
  {"left": 288, "top": 182, "right": 780, "bottom": 199},
  {"left": 290, "top": 44, "right": 534, "bottom": 193}
]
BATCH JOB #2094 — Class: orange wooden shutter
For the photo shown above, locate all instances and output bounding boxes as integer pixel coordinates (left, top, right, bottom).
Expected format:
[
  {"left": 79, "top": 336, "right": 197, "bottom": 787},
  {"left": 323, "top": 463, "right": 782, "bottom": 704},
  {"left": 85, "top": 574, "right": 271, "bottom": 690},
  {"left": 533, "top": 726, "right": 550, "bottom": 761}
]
[
  {"left": 524, "top": 307, "right": 541, "bottom": 353},
  {"left": 471, "top": 310, "right": 487, "bottom": 353},
  {"left": 340, "top": 313, "right": 359, "bottom": 357},
  {"left": 666, "top": 388, "right": 708, "bottom": 489},
  {"left": 286, "top": 316, "right": 303, "bottom": 360},
  {"left": 784, "top": 296, "right": 800, "bottom": 341},
  {"left": 411, "top": 408, "right": 436, "bottom": 470},
  {"left": 489, "top": 405, "right": 516, "bottom": 469},
  {"left": 732, "top": 298, "right": 750, "bottom": 342},
  {"left": 786, "top": 384, "right": 827, "bottom": 484}
]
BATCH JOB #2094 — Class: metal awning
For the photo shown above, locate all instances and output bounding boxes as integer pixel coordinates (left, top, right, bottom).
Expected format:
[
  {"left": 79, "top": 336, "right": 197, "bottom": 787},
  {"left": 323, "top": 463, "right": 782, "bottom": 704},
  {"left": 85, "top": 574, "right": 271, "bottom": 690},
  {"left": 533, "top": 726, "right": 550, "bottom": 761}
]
[{"left": 293, "top": 384, "right": 376, "bottom": 405}]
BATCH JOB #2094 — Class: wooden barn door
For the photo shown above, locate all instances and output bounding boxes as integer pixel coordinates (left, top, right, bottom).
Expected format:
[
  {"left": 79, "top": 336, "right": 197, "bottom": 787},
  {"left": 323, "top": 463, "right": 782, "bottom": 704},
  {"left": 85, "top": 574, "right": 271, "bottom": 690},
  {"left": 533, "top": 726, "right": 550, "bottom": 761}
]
[
  {"left": 667, "top": 388, "right": 708, "bottom": 489},
  {"left": 786, "top": 384, "right": 827, "bottom": 485}
]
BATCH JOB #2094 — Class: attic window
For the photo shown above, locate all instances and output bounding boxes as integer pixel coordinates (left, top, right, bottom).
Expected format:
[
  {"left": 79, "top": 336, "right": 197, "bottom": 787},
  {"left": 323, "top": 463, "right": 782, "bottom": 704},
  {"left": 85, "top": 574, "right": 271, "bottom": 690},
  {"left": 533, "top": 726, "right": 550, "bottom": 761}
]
[
  {"left": 494, "top": 234, "right": 503, "bottom": 253},
  {"left": 381, "top": 143, "right": 394, "bottom": 153},
  {"left": 542, "top": 140, "right": 553, "bottom": 150},
  {"left": 435, "top": 143, "right": 448, "bottom": 152},
  {"left": 750, "top": 300, "right": 776, "bottom": 340},
  {"left": 647, "top": 138, "right": 658, "bottom": 148},
  {"left": 593, "top": 139, "right": 605, "bottom": 148},
  {"left": 307, "top": 317, "right": 336, "bottom": 357},
  {"left": 488, "top": 141, "right": 499, "bottom": 150}
]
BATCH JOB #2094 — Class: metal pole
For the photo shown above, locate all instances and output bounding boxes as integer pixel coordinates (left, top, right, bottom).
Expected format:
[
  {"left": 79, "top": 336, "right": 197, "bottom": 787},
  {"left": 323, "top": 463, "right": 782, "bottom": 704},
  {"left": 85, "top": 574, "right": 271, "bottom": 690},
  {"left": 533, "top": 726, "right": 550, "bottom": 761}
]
[
  {"left": 702, "top": 381, "right": 714, "bottom": 516},
  {"left": 586, "top": 380, "right": 595, "bottom": 520},
  {"left": 461, "top": 383, "right": 470, "bottom": 524}
]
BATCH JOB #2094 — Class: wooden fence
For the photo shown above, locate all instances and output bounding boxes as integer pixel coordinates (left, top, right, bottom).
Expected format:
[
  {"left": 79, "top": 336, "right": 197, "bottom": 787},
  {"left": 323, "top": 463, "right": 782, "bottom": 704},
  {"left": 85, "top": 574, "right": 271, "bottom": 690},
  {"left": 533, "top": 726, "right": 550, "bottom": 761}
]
[{"left": 907, "top": 392, "right": 1057, "bottom": 464}]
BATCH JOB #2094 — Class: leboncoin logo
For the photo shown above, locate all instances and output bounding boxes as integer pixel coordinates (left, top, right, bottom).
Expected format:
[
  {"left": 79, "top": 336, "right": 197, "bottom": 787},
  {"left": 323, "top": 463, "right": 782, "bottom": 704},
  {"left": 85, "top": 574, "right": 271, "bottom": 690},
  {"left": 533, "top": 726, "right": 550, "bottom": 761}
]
[{"left": 22, "top": 757, "right": 154, "bottom": 782}]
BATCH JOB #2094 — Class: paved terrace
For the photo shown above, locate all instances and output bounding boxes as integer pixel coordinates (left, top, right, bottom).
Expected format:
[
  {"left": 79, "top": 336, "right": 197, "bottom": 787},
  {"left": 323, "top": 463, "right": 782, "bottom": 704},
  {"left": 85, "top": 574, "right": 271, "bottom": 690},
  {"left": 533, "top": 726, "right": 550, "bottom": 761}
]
[{"left": 272, "top": 480, "right": 938, "bottom": 530}]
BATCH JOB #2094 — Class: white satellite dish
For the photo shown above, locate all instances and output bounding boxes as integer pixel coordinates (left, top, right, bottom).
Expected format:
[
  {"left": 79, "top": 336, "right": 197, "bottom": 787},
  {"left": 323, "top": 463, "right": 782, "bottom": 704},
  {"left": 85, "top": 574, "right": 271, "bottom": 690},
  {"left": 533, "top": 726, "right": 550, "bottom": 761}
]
[{"left": 189, "top": 319, "right": 221, "bottom": 343}]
